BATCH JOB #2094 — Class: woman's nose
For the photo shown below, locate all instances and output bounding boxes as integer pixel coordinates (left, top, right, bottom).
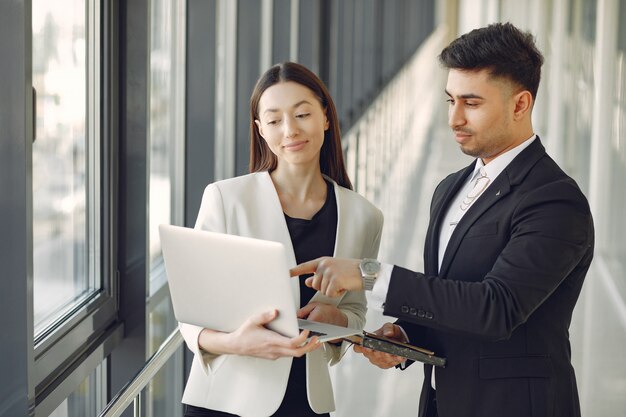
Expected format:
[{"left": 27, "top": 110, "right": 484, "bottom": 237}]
[{"left": 284, "top": 117, "right": 299, "bottom": 138}]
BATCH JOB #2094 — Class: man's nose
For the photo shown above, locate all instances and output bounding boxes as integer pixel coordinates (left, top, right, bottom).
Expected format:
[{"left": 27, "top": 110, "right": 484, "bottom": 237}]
[{"left": 448, "top": 103, "right": 465, "bottom": 129}]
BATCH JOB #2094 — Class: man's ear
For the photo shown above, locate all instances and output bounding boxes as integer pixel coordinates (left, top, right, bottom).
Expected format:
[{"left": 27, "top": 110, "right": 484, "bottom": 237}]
[
  {"left": 254, "top": 119, "right": 265, "bottom": 139},
  {"left": 512, "top": 90, "right": 533, "bottom": 121}
]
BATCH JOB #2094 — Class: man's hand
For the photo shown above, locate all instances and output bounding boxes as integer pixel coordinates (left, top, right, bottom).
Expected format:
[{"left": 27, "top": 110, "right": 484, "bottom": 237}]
[
  {"left": 290, "top": 257, "right": 363, "bottom": 297},
  {"left": 354, "top": 323, "right": 408, "bottom": 369}
]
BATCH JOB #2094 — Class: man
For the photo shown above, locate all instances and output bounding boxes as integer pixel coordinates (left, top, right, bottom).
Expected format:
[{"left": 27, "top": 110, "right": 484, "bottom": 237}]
[{"left": 291, "top": 22, "right": 594, "bottom": 417}]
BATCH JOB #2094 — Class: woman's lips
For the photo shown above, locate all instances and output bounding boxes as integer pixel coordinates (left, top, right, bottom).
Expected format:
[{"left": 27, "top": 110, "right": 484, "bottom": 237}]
[{"left": 283, "top": 140, "right": 307, "bottom": 151}]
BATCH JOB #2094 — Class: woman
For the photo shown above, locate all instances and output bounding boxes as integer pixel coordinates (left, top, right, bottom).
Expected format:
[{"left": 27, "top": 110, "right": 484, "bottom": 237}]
[{"left": 179, "top": 62, "right": 383, "bottom": 417}]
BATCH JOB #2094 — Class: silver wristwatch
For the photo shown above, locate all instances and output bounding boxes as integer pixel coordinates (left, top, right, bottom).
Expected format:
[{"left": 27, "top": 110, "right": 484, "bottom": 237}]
[{"left": 359, "top": 258, "right": 381, "bottom": 291}]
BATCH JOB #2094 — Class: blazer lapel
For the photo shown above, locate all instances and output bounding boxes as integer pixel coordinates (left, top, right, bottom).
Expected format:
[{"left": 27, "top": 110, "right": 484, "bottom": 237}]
[
  {"left": 256, "top": 172, "right": 301, "bottom": 304},
  {"left": 330, "top": 179, "right": 350, "bottom": 258},
  {"left": 309, "top": 178, "right": 344, "bottom": 307}
]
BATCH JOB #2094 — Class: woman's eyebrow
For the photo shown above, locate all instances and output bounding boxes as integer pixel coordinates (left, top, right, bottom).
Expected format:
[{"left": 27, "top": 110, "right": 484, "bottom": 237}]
[{"left": 263, "top": 100, "right": 313, "bottom": 115}]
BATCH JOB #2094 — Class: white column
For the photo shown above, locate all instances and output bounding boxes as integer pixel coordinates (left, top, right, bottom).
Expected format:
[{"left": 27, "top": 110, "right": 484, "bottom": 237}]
[
  {"left": 214, "top": 0, "right": 237, "bottom": 180},
  {"left": 589, "top": 0, "right": 618, "bottom": 244},
  {"left": 581, "top": 0, "right": 619, "bottom": 414},
  {"left": 545, "top": 0, "right": 568, "bottom": 163},
  {"left": 289, "top": 0, "right": 299, "bottom": 62},
  {"left": 260, "top": 0, "right": 273, "bottom": 71},
  {"left": 173, "top": 0, "right": 187, "bottom": 225}
]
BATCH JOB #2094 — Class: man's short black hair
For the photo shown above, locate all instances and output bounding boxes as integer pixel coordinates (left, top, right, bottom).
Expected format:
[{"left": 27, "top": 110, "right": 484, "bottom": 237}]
[{"left": 439, "top": 22, "right": 544, "bottom": 99}]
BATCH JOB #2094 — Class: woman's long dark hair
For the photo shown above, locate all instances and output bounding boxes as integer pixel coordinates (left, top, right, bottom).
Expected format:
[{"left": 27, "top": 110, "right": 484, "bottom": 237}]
[{"left": 249, "top": 62, "right": 352, "bottom": 190}]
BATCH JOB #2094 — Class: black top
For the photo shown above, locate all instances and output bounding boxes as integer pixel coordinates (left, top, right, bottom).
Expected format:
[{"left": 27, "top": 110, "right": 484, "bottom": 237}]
[
  {"left": 185, "top": 181, "right": 337, "bottom": 417},
  {"left": 275, "top": 180, "right": 337, "bottom": 417}
]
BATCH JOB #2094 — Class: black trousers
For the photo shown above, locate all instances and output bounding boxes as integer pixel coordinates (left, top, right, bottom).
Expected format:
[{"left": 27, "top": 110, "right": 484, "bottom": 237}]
[{"left": 423, "top": 387, "right": 438, "bottom": 417}]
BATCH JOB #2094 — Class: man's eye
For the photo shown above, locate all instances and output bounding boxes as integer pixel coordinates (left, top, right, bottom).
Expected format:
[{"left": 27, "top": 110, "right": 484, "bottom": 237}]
[
  {"left": 446, "top": 99, "right": 454, "bottom": 105},
  {"left": 267, "top": 120, "right": 279, "bottom": 125},
  {"left": 296, "top": 113, "right": 310, "bottom": 118}
]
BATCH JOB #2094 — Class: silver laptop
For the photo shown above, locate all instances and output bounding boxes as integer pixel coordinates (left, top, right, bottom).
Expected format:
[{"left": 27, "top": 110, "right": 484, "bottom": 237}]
[{"left": 159, "top": 224, "right": 361, "bottom": 342}]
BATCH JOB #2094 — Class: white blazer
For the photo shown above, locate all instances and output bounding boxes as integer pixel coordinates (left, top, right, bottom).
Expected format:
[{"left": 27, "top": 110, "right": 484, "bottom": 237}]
[{"left": 179, "top": 172, "right": 383, "bottom": 417}]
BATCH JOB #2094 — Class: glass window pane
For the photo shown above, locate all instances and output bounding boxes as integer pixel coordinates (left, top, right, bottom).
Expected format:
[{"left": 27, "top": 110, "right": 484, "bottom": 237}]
[
  {"left": 149, "top": 0, "right": 184, "bottom": 292},
  {"left": 48, "top": 362, "right": 106, "bottom": 417},
  {"left": 32, "top": 0, "right": 98, "bottom": 334}
]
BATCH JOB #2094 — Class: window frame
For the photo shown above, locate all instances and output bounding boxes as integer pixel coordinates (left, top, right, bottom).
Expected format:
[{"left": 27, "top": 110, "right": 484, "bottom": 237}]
[
  {"left": 27, "top": 0, "right": 123, "bottom": 414},
  {"left": 0, "top": 0, "right": 35, "bottom": 415}
]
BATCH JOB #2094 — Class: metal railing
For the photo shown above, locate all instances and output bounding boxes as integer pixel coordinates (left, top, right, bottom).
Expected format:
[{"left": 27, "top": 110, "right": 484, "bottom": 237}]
[{"left": 98, "top": 329, "right": 184, "bottom": 417}]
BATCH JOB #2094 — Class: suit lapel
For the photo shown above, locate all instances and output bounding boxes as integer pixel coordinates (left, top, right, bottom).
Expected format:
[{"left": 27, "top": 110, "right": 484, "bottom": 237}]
[
  {"left": 424, "top": 164, "right": 474, "bottom": 275},
  {"left": 438, "top": 173, "right": 512, "bottom": 276},
  {"left": 437, "top": 138, "right": 547, "bottom": 277}
]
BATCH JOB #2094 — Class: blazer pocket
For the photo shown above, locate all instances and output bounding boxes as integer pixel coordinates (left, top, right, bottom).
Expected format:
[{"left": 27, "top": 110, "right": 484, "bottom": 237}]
[
  {"left": 465, "top": 222, "right": 498, "bottom": 238},
  {"left": 479, "top": 355, "right": 552, "bottom": 379}
]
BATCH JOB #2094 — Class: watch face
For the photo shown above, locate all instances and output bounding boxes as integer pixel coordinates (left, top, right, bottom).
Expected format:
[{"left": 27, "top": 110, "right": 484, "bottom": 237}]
[{"left": 362, "top": 260, "right": 380, "bottom": 274}]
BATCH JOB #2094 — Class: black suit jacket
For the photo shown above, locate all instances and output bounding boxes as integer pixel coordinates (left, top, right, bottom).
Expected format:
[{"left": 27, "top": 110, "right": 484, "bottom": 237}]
[{"left": 383, "top": 138, "right": 594, "bottom": 417}]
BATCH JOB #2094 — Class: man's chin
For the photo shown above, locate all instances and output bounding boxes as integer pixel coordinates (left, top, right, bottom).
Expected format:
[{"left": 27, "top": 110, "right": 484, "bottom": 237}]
[{"left": 459, "top": 145, "right": 479, "bottom": 158}]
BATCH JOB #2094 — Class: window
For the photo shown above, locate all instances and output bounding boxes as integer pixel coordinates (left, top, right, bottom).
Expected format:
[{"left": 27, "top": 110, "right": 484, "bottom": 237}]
[
  {"left": 32, "top": 0, "right": 100, "bottom": 337},
  {"left": 30, "top": 1, "right": 120, "bottom": 414},
  {"left": 48, "top": 362, "right": 106, "bottom": 417}
]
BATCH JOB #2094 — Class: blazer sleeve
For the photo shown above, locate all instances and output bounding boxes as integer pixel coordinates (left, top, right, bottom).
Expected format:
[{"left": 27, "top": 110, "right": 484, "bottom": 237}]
[
  {"left": 327, "top": 205, "right": 384, "bottom": 365},
  {"left": 338, "top": 207, "right": 383, "bottom": 329},
  {"left": 179, "top": 183, "right": 228, "bottom": 375}
]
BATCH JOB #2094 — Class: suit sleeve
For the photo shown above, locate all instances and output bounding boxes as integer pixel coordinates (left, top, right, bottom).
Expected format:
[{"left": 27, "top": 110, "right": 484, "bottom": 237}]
[
  {"left": 384, "top": 180, "right": 593, "bottom": 342},
  {"left": 179, "top": 183, "right": 227, "bottom": 375}
]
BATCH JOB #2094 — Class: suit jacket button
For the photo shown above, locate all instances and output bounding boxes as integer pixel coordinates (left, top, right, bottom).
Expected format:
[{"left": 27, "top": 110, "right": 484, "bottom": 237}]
[
  {"left": 401, "top": 305, "right": 409, "bottom": 314},
  {"left": 417, "top": 309, "right": 425, "bottom": 318},
  {"left": 409, "top": 308, "right": 417, "bottom": 315},
  {"left": 425, "top": 312, "right": 434, "bottom": 319}
]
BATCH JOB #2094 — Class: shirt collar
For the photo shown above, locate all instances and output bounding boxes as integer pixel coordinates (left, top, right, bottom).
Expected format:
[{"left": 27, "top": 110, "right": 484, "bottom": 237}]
[{"left": 471, "top": 134, "right": 537, "bottom": 182}]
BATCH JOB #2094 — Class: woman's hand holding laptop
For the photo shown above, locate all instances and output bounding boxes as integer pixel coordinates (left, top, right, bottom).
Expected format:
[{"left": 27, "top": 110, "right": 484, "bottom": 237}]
[
  {"left": 297, "top": 302, "right": 348, "bottom": 327},
  {"left": 298, "top": 301, "right": 349, "bottom": 344},
  {"left": 197, "top": 309, "right": 321, "bottom": 360}
]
